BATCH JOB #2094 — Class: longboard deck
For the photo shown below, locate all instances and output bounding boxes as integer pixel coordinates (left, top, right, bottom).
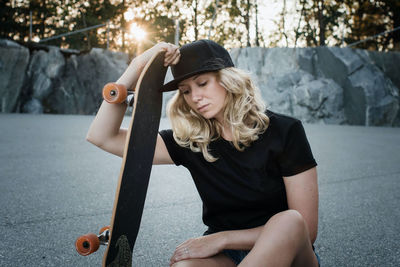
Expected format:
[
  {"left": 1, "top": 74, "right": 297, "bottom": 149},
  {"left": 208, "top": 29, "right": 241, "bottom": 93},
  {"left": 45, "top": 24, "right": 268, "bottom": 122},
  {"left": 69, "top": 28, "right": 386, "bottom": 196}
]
[{"left": 103, "top": 51, "right": 167, "bottom": 267}]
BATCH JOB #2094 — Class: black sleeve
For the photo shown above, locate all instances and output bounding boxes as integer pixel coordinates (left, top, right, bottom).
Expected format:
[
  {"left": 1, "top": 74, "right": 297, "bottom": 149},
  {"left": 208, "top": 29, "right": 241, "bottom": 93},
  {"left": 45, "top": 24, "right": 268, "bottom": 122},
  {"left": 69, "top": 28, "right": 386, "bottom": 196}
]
[
  {"left": 278, "top": 120, "right": 317, "bottom": 177},
  {"left": 159, "top": 129, "right": 187, "bottom": 166}
]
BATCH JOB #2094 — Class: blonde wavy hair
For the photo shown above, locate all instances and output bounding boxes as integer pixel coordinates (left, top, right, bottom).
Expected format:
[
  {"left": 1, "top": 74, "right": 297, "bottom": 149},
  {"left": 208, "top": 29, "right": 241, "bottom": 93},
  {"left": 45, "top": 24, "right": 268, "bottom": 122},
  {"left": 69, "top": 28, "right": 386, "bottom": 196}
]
[{"left": 167, "top": 67, "right": 270, "bottom": 162}]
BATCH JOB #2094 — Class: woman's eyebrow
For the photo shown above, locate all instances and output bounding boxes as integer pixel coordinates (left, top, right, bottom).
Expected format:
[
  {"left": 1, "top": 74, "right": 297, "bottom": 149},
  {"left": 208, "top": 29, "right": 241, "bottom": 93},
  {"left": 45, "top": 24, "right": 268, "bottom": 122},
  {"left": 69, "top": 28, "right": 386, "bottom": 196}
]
[{"left": 178, "top": 75, "right": 201, "bottom": 87}]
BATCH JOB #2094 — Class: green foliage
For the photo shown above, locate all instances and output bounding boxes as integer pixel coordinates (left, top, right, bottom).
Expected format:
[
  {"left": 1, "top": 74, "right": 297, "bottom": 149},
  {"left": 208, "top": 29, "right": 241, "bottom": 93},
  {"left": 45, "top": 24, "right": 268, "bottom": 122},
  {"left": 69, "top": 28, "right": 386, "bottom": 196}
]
[
  {"left": 292, "top": 0, "right": 343, "bottom": 47},
  {"left": 2, "top": 0, "right": 263, "bottom": 51},
  {"left": 343, "top": 0, "right": 400, "bottom": 50},
  {"left": 279, "top": 0, "right": 400, "bottom": 50}
]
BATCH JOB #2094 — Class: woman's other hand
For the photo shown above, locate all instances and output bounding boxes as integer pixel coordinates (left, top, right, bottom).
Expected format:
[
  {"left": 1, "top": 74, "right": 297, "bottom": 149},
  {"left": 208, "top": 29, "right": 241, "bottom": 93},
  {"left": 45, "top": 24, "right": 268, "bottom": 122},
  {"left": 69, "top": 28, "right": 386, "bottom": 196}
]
[{"left": 169, "top": 233, "right": 225, "bottom": 266}]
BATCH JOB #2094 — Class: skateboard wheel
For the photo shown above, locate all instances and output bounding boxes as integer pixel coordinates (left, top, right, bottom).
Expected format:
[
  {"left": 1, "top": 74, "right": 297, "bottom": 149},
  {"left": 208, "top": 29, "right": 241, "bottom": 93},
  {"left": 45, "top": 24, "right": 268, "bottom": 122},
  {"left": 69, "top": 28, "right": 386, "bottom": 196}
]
[
  {"left": 102, "top": 83, "right": 128, "bottom": 104},
  {"left": 99, "top": 225, "right": 110, "bottom": 234},
  {"left": 75, "top": 233, "right": 100, "bottom": 256}
]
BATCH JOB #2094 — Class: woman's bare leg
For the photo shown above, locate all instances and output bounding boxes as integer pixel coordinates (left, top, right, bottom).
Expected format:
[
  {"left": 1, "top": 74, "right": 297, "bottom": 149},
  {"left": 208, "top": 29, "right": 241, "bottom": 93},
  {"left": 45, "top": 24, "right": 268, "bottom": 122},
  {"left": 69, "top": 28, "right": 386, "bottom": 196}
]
[
  {"left": 171, "top": 253, "right": 236, "bottom": 267},
  {"left": 239, "top": 210, "right": 318, "bottom": 267}
]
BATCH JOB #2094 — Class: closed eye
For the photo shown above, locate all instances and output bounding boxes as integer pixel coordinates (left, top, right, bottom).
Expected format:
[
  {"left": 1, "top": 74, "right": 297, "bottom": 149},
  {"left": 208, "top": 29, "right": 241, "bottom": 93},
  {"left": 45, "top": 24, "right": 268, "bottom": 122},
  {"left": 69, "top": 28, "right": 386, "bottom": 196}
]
[
  {"left": 180, "top": 89, "right": 190, "bottom": 95},
  {"left": 199, "top": 81, "right": 207, "bottom": 87}
]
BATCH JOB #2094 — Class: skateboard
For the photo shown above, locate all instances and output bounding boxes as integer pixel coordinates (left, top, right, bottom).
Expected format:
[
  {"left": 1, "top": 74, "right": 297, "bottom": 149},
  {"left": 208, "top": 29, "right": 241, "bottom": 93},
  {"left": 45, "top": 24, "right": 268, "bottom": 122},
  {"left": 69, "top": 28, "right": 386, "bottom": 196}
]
[{"left": 75, "top": 50, "right": 168, "bottom": 266}]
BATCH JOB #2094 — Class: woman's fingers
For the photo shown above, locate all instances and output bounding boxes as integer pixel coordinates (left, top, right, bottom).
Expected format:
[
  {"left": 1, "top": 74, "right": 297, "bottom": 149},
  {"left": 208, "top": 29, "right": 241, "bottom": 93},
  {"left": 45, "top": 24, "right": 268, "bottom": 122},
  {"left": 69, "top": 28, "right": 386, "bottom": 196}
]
[
  {"left": 162, "top": 43, "right": 180, "bottom": 66},
  {"left": 164, "top": 52, "right": 180, "bottom": 66},
  {"left": 170, "top": 248, "right": 189, "bottom": 266},
  {"left": 170, "top": 53, "right": 181, "bottom": 65},
  {"left": 170, "top": 240, "right": 193, "bottom": 266}
]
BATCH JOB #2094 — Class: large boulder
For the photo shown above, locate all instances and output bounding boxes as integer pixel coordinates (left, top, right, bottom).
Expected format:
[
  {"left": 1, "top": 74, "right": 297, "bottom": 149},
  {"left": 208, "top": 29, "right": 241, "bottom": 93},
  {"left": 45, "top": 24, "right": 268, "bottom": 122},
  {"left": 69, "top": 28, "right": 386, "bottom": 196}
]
[
  {"left": 316, "top": 47, "right": 399, "bottom": 126},
  {"left": 21, "top": 47, "right": 65, "bottom": 113},
  {"left": 47, "top": 48, "right": 128, "bottom": 114},
  {"left": 356, "top": 50, "right": 400, "bottom": 126},
  {"left": 230, "top": 47, "right": 347, "bottom": 125},
  {"left": 1, "top": 39, "right": 128, "bottom": 114},
  {"left": 230, "top": 46, "right": 399, "bottom": 126},
  {"left": 0, "top": 39, "right": 29, "bottom": 112}
]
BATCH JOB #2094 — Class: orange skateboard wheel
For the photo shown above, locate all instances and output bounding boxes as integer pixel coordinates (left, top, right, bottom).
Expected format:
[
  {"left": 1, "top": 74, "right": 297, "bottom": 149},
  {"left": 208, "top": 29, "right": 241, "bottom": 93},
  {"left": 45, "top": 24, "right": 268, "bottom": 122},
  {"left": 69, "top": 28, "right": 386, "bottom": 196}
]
[
  {"left": 75, "top": 233, "right": 100, "bottom": 256},
  {"left": 99, "top": 225, "right": 110, "bottom": 234},
  {"left": 102, "top": 83, "right": 128, "bottom": 104}
]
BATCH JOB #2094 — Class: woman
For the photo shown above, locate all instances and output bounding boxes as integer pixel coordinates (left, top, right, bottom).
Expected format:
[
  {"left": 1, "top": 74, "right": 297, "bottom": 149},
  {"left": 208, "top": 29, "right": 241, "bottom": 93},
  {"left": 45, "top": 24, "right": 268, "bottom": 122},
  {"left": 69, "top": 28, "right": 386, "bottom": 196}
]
[{"left": 87, "top": 40, "right": 320, "bottom": 267}]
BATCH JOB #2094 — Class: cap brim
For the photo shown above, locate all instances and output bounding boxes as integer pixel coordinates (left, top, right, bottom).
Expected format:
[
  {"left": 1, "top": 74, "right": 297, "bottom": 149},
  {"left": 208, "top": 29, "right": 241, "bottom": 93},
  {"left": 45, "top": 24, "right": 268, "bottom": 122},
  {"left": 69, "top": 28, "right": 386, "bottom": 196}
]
[{"left": 161, "top": 66, "right": 224, "bottom": 92}]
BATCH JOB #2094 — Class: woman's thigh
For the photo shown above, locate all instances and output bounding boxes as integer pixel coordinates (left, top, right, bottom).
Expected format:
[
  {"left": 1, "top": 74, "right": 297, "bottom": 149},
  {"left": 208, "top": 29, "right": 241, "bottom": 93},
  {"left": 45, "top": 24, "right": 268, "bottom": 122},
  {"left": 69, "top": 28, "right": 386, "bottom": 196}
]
[
  {"left": 240, "top": 210, "right": 318, "bottom": 267},
  {"left": 171, "top": 253, "right": 236, "bottom": 267}
]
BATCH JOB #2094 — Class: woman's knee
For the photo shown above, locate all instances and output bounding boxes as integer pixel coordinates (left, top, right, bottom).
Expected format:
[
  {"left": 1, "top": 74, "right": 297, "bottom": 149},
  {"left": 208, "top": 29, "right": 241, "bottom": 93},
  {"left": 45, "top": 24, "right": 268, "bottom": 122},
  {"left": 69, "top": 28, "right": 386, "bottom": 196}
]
[
  {"left": 171, "top": 254, "right": 235, "bottom": 267},
  {"left": 265, "top": 210, "right": 309, "bottom": 238},
  {"left": 171, "top": 259, "right": 197, "bottom": 267}
]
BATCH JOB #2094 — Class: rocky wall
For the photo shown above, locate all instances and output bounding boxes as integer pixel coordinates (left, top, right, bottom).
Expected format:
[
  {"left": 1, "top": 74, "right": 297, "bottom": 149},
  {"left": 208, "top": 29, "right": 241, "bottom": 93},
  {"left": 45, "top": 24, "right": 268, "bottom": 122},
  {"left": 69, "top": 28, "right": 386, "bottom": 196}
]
[
  {"left": 0, "top": 38, "right": 399, "bottom": 126},
  {"left": 0, "top": 39, "right": 128, "bottom": 115},
  {"left": 229, "top": 46, "right": 399, "bottom": 126}
]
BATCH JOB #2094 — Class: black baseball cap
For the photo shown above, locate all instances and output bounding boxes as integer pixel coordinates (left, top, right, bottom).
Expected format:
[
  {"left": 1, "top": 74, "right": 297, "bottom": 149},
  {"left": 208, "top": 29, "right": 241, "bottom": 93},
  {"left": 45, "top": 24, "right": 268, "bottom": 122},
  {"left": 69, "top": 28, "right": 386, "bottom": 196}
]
[{"left": 162, "top": 39, "right": 234, "bottom": 92}]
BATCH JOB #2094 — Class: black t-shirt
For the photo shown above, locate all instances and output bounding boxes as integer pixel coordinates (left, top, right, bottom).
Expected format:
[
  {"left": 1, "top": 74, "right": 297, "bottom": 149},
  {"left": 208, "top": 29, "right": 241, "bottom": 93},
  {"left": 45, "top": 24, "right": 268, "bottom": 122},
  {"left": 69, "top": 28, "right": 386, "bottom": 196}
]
[{"left": 159, "top": 110, "right": 317, "bottom": 232}]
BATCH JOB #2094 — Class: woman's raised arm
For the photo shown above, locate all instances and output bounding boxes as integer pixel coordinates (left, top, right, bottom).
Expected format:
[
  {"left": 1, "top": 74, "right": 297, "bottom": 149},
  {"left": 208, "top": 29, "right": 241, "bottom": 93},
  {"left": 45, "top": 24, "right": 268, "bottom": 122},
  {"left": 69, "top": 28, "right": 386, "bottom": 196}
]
[{"left": 86, "top": 43, "right": 180, "bottom": 158}]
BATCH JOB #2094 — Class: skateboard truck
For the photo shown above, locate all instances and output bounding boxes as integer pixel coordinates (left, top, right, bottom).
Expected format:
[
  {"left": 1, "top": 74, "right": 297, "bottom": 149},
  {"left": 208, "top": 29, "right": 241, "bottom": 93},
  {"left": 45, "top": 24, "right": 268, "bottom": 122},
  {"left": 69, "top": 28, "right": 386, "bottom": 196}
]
[
  {"left": 102, "top": 83, "right": 135, "bottom": 107},
  {"left": 75, "top": 226, "right": 110, "bottom": 256}
]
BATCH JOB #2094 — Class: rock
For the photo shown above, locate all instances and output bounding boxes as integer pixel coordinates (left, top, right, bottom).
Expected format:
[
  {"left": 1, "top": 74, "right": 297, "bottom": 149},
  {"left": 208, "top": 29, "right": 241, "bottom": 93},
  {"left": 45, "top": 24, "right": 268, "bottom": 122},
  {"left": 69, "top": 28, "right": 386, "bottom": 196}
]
[
  {"left": 356, "top": 50, "right": 400, "bottom": 126},
  {"left": 1, "top": 38, "right": 399, "bottom": 127},
  {"left": 18, "top": 46, "right": 66, "bottom": 114},
  {"left": 46, "top": 48, "right": 128, "bottom": 114},
  {"left": 231, "top": 46, "right": 399, "bottom": 126},
  {"left": 0, "top": 39, "right": 29, "bottom": 112},
  {"left": 22, "top": 98, "right": 43, "bottom": 114},
  {"left": 293, "top": 78, "right": 346, "bottom": 124},
  {"left": 317, "top": 47, "right": 399, "bottom": 126},
  {"left": 231, "top": 47, "right": 347, "bottom": 125},
  {"left": 27, "top": 47, "right": 65, "bottom": 100}
]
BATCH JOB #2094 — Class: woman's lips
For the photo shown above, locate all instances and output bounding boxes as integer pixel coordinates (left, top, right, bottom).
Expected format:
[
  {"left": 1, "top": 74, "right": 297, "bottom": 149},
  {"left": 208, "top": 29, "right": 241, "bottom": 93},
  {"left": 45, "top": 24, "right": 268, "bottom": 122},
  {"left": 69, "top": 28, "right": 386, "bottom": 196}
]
[{"left": 197, "top": 104, "right": 209, "bottom": 112}]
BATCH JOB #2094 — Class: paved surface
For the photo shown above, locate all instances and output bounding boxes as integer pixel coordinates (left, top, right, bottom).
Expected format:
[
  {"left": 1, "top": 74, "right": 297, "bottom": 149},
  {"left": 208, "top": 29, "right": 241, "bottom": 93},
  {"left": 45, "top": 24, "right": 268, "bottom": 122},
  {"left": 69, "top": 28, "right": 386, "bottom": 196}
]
[{"left": 0, "top": 113, "right": 399, "bottom": 267}]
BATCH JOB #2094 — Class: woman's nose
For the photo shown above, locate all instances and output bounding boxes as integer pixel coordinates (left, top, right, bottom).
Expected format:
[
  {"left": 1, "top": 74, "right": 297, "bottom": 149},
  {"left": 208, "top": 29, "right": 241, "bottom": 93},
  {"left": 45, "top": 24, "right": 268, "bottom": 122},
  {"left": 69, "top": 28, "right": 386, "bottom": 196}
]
[{"left": 191, "top": 88, "right": 202, "bottom": 102}]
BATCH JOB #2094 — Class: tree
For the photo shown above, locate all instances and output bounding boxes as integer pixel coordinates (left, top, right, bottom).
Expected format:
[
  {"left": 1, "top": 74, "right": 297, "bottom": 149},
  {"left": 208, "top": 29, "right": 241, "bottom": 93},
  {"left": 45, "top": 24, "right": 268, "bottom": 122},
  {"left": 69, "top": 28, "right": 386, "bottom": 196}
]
[
  {"left": 343, "top": 0, "right": 388, "bottom": 50},
  {"left": 342, "top": 0, "right": 400, "bottom": 50},
  {"left": 254, "top": 0, "right": 261, "bottom": 46},
  {"left": 0, "top": 0, "right": 57, "bottom": 43},
  {"left": 382, "top": 0, "right": 400, "bottom": 50},
  {"left": 1, "top": 0, "right": 266, "bottom": 51},
  {"left": 350, "top": 0, "right": 400, "bottom": 50},
  {"left": 384, "top": 0, "right": 400, "bottom": 50},
  {"left": 228, "top": 0, "right": 254, "bottom": 47},
  {"left": 0, "top": 1, "right": 22, "bottom": 40},
  {"left": 295, "top": 0, "right": 343, "bottom": 47}
]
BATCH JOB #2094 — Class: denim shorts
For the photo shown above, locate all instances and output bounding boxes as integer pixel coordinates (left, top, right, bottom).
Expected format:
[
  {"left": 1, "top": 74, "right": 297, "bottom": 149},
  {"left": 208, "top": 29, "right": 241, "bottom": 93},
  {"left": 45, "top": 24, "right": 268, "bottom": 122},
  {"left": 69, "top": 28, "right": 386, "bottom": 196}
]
[
  {"left": 222, "top": 249, "right": 249, "bottom": 265},
  {"left": 203, "top": 230, "right": 321, "bottom": 266},
  {"left": 223, "top": 249, "right": 320, "bottom": 266}
]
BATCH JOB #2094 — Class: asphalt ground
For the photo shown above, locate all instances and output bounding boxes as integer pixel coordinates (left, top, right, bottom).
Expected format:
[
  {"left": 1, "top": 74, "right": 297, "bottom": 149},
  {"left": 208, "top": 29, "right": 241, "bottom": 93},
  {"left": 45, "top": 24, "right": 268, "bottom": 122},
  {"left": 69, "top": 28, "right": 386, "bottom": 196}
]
[{"left": 0, "top": 113, "right": 399, "bottom": 267}]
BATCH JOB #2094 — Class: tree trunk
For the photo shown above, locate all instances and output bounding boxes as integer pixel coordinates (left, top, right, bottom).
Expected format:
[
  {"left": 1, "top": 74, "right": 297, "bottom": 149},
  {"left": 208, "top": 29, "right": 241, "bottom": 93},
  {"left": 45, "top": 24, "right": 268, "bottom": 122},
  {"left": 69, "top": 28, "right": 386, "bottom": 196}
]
[
  {"left": 317, "top": 0, "right": 326, "bottom": 46},
  {"left": 121, "top": 0, "right": 126, "bottom": 51},
  {"left": 281, "top": 0, "right": 289, "bottom": 47},
  {"left": 294, "top": 0, "right": 306, "bottom": 47},
  {"left": 193, "top": 0, "right": 198, "bottom": 40},
  {"left": 40, "top": 0, "right": 46, "bottom": 40},
  {"left": 246, "top": 0, "right": 251, "bottom": 47},
  {"left": 82, "top": 12, "right": 91, "bottom": 50},
  {"left": 389, "top": 0, "right": 400, "bottom": 50},
  {"left": 255, "top": 0, "right": 259, "bottom": 46}
]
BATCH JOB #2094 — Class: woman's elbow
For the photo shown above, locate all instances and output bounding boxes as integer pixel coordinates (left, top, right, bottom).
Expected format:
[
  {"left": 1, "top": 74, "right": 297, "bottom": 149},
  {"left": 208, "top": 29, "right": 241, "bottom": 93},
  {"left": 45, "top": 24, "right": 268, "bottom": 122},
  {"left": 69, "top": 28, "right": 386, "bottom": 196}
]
[{"left": 86, "top": 132, "right": 103, "bottom": 148}]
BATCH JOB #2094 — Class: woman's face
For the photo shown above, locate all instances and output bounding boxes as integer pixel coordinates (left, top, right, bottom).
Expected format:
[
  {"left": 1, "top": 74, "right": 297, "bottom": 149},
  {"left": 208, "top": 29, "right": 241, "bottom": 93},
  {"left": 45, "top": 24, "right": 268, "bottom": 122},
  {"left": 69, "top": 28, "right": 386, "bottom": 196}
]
[{"left": 178, "top": 72, "right": 227, "bottom": 123}]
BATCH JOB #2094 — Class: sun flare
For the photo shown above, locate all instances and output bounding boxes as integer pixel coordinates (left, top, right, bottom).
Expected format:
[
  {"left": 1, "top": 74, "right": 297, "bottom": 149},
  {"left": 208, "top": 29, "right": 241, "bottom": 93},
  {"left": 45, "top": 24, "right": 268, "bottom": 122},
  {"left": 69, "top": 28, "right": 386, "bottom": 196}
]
[{"left": 130, "top": 23, "right": 146, "bottom": 41}]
